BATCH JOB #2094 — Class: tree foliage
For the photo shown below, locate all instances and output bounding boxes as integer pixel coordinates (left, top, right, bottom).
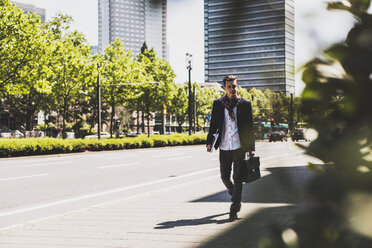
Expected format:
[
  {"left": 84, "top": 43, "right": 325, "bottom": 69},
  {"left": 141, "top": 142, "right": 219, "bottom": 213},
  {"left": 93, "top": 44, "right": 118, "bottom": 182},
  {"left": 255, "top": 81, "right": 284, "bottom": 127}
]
[
  {"left": 0, "top": 0, "right": 307, "bottom": 138},
  {"left": 135, "top": 48, "right": 176, "bottom": 136},
  {"left": 0, "top": 0, "right": 47, "bottom": 88},
  {"left": 46, "top": 15, "right": 93, "bottom": 137},
  {"left": 264, "top": 0, "right": 372, "bottom": 247},
  {"left": 101, "top": 39, "right": 143, "bottom": 137}
]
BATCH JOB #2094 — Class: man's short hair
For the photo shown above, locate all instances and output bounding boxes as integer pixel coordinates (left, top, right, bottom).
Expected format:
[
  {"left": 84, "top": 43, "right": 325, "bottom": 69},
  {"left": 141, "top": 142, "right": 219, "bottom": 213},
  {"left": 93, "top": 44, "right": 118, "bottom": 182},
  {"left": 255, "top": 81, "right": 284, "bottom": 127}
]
[{"left": 223, "top": 75, "right": 237, "bottom": 86}]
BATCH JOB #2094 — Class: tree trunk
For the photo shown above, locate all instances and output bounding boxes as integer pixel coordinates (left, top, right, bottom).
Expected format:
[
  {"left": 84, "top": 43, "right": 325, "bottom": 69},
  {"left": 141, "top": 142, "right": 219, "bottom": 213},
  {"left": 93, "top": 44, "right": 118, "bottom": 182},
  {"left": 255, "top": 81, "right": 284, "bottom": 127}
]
[
  {"left": 141, "top": 111, "right": 145, "bottom": 133},
  {"left": 197, "top": 114, "right": 199, "bottom": 132},
  {"left": 25, "top": 98, "right": 34, "bottom": 131},
  {"left": 147, "top": 107, "right": 150, "bottom": 137},
  {"left": 26, "top": 110, "right": 33, "bottom": 131},
  {"left": 110, "top": 101, "right": 115, "bottom": 138},
  {"left": 136, "top": 109, "right": 140, "bottom": 133},
  {"left": 63, "top": 99, "right": 67, "bottom": 139}
]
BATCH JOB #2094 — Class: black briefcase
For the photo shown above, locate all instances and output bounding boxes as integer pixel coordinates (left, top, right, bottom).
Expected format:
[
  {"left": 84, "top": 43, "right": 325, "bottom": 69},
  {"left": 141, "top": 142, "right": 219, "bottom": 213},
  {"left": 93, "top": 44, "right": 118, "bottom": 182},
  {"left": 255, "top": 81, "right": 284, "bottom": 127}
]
[{"left": 242, "top": 156, "right": 261, "bottom": 183}]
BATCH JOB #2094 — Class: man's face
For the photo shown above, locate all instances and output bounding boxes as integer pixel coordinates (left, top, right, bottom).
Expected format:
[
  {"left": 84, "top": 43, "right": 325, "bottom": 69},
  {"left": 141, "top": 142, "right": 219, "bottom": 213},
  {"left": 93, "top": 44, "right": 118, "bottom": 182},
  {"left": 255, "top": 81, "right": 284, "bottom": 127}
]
[{"left": 223, "top": 80, "right": 238, "bottom": 99}]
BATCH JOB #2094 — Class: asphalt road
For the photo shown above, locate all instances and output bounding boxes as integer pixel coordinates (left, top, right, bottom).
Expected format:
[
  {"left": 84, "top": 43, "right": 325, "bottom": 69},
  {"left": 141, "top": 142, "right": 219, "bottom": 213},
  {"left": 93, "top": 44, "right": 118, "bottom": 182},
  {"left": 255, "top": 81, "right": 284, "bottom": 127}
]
[{"left": 0, "top": 141, "right": 308, "bottom": 231}]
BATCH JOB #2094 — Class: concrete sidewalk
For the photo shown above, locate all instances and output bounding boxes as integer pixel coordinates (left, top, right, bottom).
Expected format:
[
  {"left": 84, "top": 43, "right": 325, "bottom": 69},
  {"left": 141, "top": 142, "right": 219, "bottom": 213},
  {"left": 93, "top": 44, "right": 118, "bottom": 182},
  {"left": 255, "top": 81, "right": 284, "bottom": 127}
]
[{"left": 0, "top": 149, "right": 319, "bottom": 248}]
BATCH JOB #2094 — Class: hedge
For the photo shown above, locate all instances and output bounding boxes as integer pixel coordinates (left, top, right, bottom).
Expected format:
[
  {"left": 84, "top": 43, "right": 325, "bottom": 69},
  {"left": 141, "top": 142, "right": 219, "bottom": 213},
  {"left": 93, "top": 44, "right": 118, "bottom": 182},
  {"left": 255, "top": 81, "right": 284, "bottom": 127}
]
[{"left": 0, "top": 133, "right": 207, "bottom": 158}]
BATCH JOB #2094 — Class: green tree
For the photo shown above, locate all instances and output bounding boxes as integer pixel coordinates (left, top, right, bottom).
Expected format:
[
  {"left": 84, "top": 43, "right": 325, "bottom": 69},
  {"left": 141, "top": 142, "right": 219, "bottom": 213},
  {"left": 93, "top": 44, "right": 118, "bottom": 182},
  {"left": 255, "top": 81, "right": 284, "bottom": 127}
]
[
  {"left": 0, "top": 0, "right": 52, "bottom": 130},
  {"left": 0, "top": 0, "right": 47, "bottom": 88},
  {"left": 136, "top": 47, "right": 176, "bottom": 137},
  {"left": 101, "top": 39, "right": 143, "bottom": 137},
  {"left": 46, "top": 15, "right": 92, "bottom": 138},
  {"left": 195, "top": 86, "right": 222, "bottom": 131},
  {"left": 250, "top": 88, "right": 271, "bottom": 122},
  {"left": 264, "top": 0, "right": 372, "bottom": 247},
  {"left": 168, "top": 85, "right": 188, "bottom": 133}
]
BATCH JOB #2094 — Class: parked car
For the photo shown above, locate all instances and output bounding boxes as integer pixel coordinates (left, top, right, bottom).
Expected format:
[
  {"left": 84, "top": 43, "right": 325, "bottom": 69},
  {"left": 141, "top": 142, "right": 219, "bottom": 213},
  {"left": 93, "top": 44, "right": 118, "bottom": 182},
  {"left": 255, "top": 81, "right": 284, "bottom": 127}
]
[
  {"left": 85, "top": 132, "right": 110, "bottom": 139},
  {"left": 126, "top": 131, "right": 138, "bottom": 137},
  {"left": 151, "top": 131, "right": 160, "bottom": 135},
  {"left": 268, "top": 129, "right": 287, "bottom": 142},
  {"left": 0, "top": 130, "right": 24, "bottom": 138},
  {"left": 291, "top": 128, "right": 307, "bottom": 142}
]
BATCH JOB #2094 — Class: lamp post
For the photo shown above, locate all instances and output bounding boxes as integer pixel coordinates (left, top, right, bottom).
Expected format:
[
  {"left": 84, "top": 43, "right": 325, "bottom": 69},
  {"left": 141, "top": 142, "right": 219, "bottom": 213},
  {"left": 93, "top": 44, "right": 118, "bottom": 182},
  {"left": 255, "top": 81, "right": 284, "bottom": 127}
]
[
  {"left": 193, "top": 84, "right": 196, "bottom": 133},
  {"left": 97, "top": 63, "right": 102, "bottom": 140},
  {"left": 290, "top": 92, "right": 294, "bottom": 132},
  {"left": 186, "top": 53, "right": 193, "bottom": 135}
]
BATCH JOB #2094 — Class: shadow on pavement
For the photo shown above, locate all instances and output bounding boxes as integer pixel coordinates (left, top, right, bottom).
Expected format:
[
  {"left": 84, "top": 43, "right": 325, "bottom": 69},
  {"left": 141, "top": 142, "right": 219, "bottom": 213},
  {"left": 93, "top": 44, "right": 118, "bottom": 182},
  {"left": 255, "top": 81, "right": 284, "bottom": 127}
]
[
  {"left": 191, "top": 165, "right": 314, "bottom": 204},
  {"left": 154, "top": 212, "right": 230, "bottom": 229},
  {"left": 198, "top": 205, "right": 303, "bottom": 248},
  {"left": 154, "top": 165, "right": 315, "bottom": 245},
  {"left": 196, "top": 165, "right": 316, "bottom": 248}
]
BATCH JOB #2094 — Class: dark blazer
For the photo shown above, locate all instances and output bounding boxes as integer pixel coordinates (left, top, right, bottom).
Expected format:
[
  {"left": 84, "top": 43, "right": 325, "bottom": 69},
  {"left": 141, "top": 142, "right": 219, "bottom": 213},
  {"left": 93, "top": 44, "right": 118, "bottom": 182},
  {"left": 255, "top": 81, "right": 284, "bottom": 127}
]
[{"left": 207, "top": 97, "right": 255, "bottom": 152}]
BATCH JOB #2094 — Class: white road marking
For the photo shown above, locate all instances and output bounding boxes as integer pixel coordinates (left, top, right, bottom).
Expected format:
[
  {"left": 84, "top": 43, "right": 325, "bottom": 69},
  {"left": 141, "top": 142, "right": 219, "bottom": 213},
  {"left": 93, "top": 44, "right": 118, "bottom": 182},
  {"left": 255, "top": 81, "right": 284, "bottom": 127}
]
[
  {"left": 0, "top": 173, "right": 49, "bottom": 182},
  {"left": 98, "top": 162, "right": 139, "bottom": 169},
  {"left": 166, "top": 156, "right": 192, "bottom": 161},
  {"left": 21, "top": 158, "right": 62, "bottom": 163},
  {"left": 0, "top": 167, "right": 218, "bottom": 218},
  {"left": 105, "top": 155, "right": 133, "bottom": 160},
  {"left": 0, "top": 174, "right": 221, "bottom": 232},
  {"left": 261, "top": 151, "right": 304, "bottom": 161},
  {"left": 207, "top": 151, "right": 303, "bottom": 162},
  {"left": 23, "top": 161, "right": 74, "bottom": 167},
  {"left": 151, "top": 152, "right": 184, "bottom": 158}
]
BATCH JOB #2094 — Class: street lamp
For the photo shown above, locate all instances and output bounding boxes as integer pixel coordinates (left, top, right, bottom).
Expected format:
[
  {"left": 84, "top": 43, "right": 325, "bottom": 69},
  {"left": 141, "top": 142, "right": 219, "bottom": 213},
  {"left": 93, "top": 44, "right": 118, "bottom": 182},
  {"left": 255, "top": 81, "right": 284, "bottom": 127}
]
[
  {"left": 97, "top": 63, "right": 102, "bottom": 140},
  {"left": 290, "top": 91, "right": 294, "bottom": 132},
  {"left": 186, "top": 53, "right": 193, "bottom": 135}
]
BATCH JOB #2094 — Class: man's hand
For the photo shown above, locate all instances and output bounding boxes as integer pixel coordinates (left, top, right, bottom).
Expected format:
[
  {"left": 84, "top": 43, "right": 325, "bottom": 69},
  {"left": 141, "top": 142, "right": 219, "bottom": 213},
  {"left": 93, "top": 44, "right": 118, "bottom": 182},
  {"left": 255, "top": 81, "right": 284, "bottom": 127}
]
[
  {"left": 207, "top": 144, "right": 212, "bottom": 152},
  {"left": 248, "top": 151, "right": 255, "bottom": 157}
]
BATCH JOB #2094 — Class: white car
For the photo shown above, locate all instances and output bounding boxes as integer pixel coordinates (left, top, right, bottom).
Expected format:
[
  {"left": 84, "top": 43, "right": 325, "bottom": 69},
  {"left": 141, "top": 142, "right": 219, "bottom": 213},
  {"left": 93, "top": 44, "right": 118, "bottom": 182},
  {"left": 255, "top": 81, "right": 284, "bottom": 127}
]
[{"left": 85, "top": 132, "right": 110, "bottom": 139}]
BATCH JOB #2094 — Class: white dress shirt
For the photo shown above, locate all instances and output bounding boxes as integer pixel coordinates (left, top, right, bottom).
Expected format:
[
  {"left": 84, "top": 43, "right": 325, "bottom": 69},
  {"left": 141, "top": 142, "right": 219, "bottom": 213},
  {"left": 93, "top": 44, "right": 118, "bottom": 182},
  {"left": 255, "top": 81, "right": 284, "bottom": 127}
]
[{"left": 219, "top": 106, "right": 241, "bottom": 151}]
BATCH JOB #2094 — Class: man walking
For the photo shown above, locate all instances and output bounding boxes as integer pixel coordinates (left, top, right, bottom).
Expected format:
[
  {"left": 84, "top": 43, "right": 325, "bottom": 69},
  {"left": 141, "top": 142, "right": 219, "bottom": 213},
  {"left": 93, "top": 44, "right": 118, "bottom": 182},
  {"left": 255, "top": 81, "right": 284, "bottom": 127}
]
[{"left": 206, "top": 75, "right": 255, "bottom": 221}]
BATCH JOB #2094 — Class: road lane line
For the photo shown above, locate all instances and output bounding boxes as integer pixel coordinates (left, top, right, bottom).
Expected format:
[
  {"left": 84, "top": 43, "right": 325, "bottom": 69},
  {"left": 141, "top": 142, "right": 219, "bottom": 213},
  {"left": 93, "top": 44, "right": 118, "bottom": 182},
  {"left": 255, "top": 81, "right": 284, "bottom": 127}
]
[
  {"left": 261, "top": 151, "right": 304, "bottom": 161},
  {"left": 0, "top": 174, "right": 221, "bottom": 232},
  {"left": 20, "top": 158, "right": 62, "bottom": 163},
  {"left": 151, "top": 152, "right": 184, "bottom": 158},
  {"left": 105, "top": 156, "right": 133, "bottom": 160},
  {"left": 207, "top": 151, "right": 303, "bottom": 162},
  {"left": 0, "top": 174, "right": 49, "bottom": 182},
  {"left": 0, "top": 167, "right": 218, "bottom": 218},
  {"left": 23, "top": 161, "right": 74, "bottom": 167},
  {"left": 166, "top": 156, "right": 192, "bottom": 161},
  {"left": 98, "top": 162, "right": 139, "bottom": 169}
]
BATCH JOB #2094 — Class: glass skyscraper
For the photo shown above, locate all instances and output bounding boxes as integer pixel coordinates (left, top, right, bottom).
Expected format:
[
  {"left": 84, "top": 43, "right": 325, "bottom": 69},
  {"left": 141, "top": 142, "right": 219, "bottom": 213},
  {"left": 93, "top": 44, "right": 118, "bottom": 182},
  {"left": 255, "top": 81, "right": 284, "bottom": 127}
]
[
  {"left": 98, "top": 0, "right": 167, "bottom": 60},
  {"left": 204, "top": 0, "right": 295, "bottom": 94}
]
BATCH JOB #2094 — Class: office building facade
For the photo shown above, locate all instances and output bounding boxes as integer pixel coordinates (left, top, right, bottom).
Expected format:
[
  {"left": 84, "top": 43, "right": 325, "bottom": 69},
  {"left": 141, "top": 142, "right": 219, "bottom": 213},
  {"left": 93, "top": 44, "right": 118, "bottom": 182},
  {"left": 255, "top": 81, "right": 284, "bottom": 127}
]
[
  {"left": 204, "top": 0, "right": 295, "bottom": 94},
  {"left": 11, "top": 1, "right": 46, "bottom": 23},
  {"left": 98, "top": 0, "right": 167, "bottom": 60}
]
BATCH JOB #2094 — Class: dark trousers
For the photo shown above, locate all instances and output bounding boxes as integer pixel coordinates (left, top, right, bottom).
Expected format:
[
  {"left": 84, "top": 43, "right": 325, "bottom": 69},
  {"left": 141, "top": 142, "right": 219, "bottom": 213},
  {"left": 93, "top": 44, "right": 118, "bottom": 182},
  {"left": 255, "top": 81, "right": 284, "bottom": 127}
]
[{"left": 219, "top": 148, "right": 245, "bottom": 212}]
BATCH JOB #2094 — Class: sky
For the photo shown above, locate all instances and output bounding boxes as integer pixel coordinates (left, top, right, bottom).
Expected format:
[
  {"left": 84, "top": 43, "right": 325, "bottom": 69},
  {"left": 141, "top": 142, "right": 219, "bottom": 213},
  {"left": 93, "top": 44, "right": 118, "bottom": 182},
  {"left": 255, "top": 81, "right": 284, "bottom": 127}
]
[{"left": 12, "top": 0, "right": 355, "bottom": 96}]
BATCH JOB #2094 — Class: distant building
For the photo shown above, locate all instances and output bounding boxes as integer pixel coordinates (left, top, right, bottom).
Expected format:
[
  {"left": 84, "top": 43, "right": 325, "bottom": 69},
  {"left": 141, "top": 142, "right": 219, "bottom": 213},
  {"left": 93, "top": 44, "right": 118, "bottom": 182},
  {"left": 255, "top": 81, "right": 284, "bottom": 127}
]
[
  {"left": 98, "top": 0, "right": 168, "bottom": 60},
  {"left": 11, "top": 1, "right": 46, "bottom": 24},
  {"left": 204, "top": 0, "right": 295, "bottom": 94}
]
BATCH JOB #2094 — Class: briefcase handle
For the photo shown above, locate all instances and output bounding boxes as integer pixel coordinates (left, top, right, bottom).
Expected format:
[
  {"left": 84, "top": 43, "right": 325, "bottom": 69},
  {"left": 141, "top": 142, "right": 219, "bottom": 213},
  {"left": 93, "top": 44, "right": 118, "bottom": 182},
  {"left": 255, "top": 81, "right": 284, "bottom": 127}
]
[{"left": 245, "top": 152, "right": 255, "bottom": 160}]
